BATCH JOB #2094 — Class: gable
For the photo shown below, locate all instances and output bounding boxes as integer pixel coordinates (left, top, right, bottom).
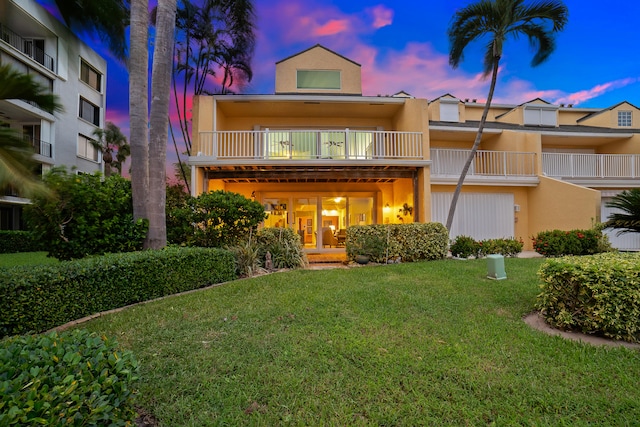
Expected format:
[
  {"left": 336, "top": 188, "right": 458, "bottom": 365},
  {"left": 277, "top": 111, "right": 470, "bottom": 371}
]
[
  {"left": 577, "top": 101, "right": 640, "bottom": 129},
  {"left": 275, "top": 45, "right": 362, "bottom": 95}
]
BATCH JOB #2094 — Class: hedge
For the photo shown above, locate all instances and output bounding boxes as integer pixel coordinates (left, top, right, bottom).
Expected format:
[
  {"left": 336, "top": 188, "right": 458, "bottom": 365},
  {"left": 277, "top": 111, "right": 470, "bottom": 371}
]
[
  {"left": 346, "top": 223, "right": 448, "bottom": 263},
  {"left": 0, "top": 230, "right": 43, "bottom": 254},
  {"left": 0, "top": 247, "right": 237, "bottom": 338},
  {"left": 537, "top": 252, "right": 640, "bottom": 343},
  {"left": 0, "top": 329, "right": 138, "bottom": 425}
]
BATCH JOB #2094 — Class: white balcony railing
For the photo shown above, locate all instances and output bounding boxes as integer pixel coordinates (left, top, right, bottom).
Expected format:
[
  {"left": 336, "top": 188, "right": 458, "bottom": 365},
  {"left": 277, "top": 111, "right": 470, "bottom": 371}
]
[
  {"left": 543, "top": 153, "right": 640, "bottom": 179},
  {"left": 197, "top": 129, "right": 423, "bottom": 160},
  {"left": 431, "top": 148, "right": 537, "bottom": 177}
]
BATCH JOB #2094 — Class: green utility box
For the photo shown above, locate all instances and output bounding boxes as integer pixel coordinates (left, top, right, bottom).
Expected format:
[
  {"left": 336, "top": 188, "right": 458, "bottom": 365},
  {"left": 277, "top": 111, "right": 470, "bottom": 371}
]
[{"left": 487, "top": 254, "right": 507, "bottom": 280}]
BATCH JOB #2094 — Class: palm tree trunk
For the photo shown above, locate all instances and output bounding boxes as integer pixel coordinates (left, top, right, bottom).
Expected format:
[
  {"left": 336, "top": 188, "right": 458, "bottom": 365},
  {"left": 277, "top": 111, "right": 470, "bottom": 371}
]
[
  {"left": 445, "top": 55, "right": 500, "bottom": 233},
  {"left": 147, "top": 0, "right": 177, "bottom": 249},
  {"left": 129, "top": 0, "right": 149, "bottom": 224}
]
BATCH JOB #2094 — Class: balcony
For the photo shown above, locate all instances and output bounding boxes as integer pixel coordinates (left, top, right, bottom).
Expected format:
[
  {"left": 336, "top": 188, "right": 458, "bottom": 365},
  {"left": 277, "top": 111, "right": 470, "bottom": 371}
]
[
  {"left": 542, "top": 153, "right": 640, "bottom": 186},
  {"left": 0, "top": 23, "right": 55, "bottom": 73},
  {"left": 24, "top": 135, "right": 52, "bottom": 158},
  {"left": 431, "top": 148, "right": 538, "bottom": 185},
  {"left": 196, "top": 129, "right": 423, "bottom": 163}
]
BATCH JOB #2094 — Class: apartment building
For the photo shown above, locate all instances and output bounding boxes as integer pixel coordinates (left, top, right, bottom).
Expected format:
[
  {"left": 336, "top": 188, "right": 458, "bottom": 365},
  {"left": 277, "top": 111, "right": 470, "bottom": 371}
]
[
  {"left": 190, "top": 44, "right": 640, "bottom": 252},
  {"left": 0, "top": 0, "right": 106, "bottom": 229}
]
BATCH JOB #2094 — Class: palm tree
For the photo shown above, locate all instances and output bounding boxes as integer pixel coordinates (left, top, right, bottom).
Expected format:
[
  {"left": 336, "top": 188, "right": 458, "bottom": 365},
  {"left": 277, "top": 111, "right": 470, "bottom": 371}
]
[
  {"left": 53, "top": 0, "right": 129, "bottom": 60},
  {"left": 605, "top": 189, "right": 640, "bottom": 235},
  {"left": 445, "top": 0, "right": 568, "bottom": 232},
  {"left": 0, "top": 64, "right": 62, "bottom": 197},
  {"left": 92, "top": 122, "right": 130, "bottom": 177}
]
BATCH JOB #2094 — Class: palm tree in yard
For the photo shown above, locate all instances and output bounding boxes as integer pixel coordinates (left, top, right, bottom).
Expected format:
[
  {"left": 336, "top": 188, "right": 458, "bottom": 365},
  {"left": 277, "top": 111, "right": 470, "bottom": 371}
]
[
  {"left": 604, "top": 189, "right": 640, "bottom": 235},
  {"left": 444, "top": 0, "right": 568, "bottom": 232},
  {"left": 92, "top": 122, "right": 130, "bottom": 177},
  {"left": 0, "top": 64, "right": 62, "bottom": 197}
]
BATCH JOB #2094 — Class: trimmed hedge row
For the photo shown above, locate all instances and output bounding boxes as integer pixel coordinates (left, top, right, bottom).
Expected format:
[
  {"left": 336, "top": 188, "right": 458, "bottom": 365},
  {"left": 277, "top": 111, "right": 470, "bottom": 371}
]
[
  {"left": 0, "top": 247, "right": 237, "bottom": 337},
  {"left": 346, "top": 223, "right": 448, "bottom": 263},
  {"left": 537, "top": 253, "right": 640, "bottom": 343},
  {"left": 450, "top": 235, "right": 523, "bottom": 258},
  {"left": 0, "top": 230, "right": 43, "bottom": 254},
  {"left": 1, "top": 329, "right": 138, "bottom": 425}
]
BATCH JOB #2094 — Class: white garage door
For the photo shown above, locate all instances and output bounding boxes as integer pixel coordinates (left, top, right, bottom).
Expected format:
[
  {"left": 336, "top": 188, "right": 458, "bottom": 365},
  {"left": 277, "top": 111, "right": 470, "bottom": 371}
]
[
  {"left": 432, "top": 192, "right": 515, "bottom": 240},
  {"left": 601, "top": 197, "right": 640, "bottom": 251}
]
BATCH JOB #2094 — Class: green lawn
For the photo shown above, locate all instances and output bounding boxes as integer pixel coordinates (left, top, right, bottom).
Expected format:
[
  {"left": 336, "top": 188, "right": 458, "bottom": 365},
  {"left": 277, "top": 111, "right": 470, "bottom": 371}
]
[
  {"left": 78, "top": 258, "right": 640, "bottom": 426},
  {"left": 0, "top": 251, "right": 56, "bottom": 268}
]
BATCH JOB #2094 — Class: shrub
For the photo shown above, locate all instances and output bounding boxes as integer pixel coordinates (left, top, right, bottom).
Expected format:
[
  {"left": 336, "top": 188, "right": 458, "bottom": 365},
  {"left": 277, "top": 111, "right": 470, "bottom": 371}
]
[
  {"left": 532, "top": 228, "right": 606, "bottom": 257},
  {"left": 346, "top": 223, "right": 448, "bottom": 263},
  {"left": 537, "top": 253, "right": 640, "bottom": 342},
  {"left": 0, "top": 247, "right": 236, "bottom": 337},
  {"left": 478, "top": 237, "right": 523, "bottom": 258},
  {"left": 24, "top": 169, "right": 148, "bottom": 260},
  {"left": 0, "top": 231, "right": 43, "bottom": 253},
  {"left": 256, "top": 227, "right": 307, "bottom": 269},
  {"left": 227, "top": 238, "right": 263, "bottom": 277},
  {"left": 450, "top": 235, "right": 480, "bottom": 258},
  {"left": 0, "top": 329, "right": 139, "bottom": 425},
  {"left": 168, "top": 190, "right": 267, "bottom": 247}
]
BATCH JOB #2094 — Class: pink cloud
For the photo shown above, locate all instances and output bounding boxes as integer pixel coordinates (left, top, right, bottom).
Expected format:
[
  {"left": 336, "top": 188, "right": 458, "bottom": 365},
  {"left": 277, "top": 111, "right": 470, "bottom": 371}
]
[
  {"left": 553, "top": 78, "right": 638, "bottom": 106},
  {"left": 368, "top": 5, "right": 394, "bottom": 29},
  {"left": 314, "top": 19, "right": 349, "bottom": 36}
]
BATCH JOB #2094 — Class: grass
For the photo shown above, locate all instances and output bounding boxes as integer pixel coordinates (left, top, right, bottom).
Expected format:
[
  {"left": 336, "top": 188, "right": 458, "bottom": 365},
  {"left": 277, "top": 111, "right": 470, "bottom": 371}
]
[
  {"left": 0, "top": 251, "right": 57, "bottom": 268},
  {"left": 74, "top": 258, "right": 640, "bottom": 425}
]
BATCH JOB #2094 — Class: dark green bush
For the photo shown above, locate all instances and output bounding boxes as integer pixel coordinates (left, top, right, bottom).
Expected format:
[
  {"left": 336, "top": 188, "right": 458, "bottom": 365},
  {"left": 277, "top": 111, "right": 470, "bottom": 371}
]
[
  {"left": 0, "top": 247, "right": 236, "bottom": 337},
  {"left": 537, "top": 253, "right": 640, "bottom": 342},
  {"left": 0, "top": 231, "right": 43, "bottom": 253},
  {"left": 167, "top": 190, "right": 267, "bottom": 247},
  {"left": 346, "top": 223, "right": 448, "bottom": 263},
  {"left": 24, "top": 169, "right": 148, "bottom": 260},
  {"left": 256, "top": 227, "right": 307, "bottom": 269},
  {"left": 450, "top": 235, "right": 480, "bottom": 258},
  {"left": 0, "top": 329, "right": 138, "bottom": 425},
  {"left": 532, "top": 228, "right": 606, "bottom": 257}
]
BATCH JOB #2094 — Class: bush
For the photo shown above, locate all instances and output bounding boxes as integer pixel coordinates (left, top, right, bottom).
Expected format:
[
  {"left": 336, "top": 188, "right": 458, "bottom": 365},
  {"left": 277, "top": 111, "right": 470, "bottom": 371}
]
[
  {"left": 478, "top": 237, "right": 523, "bottom": 257},
  {"left": 0, "top": 231, "right": 43, "bottom": 253},
  {"left": 256, "top": 227, "right": 308, "bottom": 269},
  {"left": 537, "top": 253, "right": 640, "bottom": 342},
  {"left": 450, "top": 235, "right": 480, "bottom": 258},
  {"left": 24, "top": 169, "right": 148, "bottom": 260},
  {"left": 0, "top": 329, "right": 138, "bottom": 425},
  {"left": 0, "top": 247, "right": 236, "bottom": 337},
  {"left": 346, "top": 223, "right": 448, "bottom": 263},
  {"left": 168, "top": 190, "right": 267, "bottom": 247},
  {"left": 532, "top": 228, "right": 608, "bottom": 257}
]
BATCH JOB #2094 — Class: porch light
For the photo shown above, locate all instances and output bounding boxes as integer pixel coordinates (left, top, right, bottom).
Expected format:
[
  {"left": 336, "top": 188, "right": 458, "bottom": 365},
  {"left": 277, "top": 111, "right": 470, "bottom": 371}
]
[{"left": 383, "top": 203, "right": 391, "bottom": 213}]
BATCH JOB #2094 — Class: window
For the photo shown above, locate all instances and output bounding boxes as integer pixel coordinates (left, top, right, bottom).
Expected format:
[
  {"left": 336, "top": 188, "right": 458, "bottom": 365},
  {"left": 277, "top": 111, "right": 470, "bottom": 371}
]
[
  {"left": 77, "top": 134, "right": 99, "bottom": 161},
  {"left": 79, "top": 97, "right": 100, "bottom": 126},
  {"left": 618, "top": 111, "right": 632, "bottom": 127},
  {"left": 297, "top": 70, "right": 341, "bottom": 90},
  {"left": 440, "top": 100, "right": 460, "bottom": 122},
  {"left": 80, "top": 60, "right": 102, "bottom": 92},
  {"left": 523, "top": 106, "right": 557, "bottom": 126}
]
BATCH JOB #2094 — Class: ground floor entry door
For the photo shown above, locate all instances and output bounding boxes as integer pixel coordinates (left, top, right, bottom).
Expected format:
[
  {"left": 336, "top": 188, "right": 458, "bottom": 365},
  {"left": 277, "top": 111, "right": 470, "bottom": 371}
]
[{"left": 262, "top": 193, "right": 375, "bottom": 251}]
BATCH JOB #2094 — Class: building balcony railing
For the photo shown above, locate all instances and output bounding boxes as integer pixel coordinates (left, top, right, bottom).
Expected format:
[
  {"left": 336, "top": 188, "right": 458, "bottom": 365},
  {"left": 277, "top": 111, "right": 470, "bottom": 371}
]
[
  {"left": 542, "top": 153, "right": 640, "bottom": 179},
  {"left": 197, "top": 129, "right": 423, "bottom": 161},
  {"left": 0, "top": 23, "right": 55, "bottom": 73},
  {"left": 431, "top": 148, "right": 537, "bottom": 178},
  {"left": 24, "top": 135, "right": 52, "bottom": 158}
]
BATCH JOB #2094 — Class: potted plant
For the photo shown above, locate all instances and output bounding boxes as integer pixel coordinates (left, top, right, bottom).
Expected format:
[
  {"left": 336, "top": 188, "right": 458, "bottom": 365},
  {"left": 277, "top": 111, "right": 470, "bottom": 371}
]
[{"left": 351, "top": 233, "right": 387, "bottom": 264}]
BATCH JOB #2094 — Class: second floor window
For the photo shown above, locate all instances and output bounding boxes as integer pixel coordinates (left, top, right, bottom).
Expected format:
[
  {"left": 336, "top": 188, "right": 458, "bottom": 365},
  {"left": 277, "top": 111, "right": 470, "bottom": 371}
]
[
  {"left": 80, "top": 60, "right": 102, "bottom": 92},
  {"left": 297, "top": 70, "right": 341, "bottom": 90},
  {"left": 618, "top": 111, "right": 632, "bottom": 127},
  {"left": 77, "top": 134, "right": 99, "bottom": 161},
  {"left": 79, "top": 97, "right": 100, "bottom": 126}
]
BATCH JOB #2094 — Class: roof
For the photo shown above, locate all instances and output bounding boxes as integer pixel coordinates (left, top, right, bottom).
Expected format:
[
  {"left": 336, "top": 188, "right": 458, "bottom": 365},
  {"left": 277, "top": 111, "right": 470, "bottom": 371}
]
[
  {"left": 275, "top": 44, "right": 361, "bottom": 67},
  {"left": 429, "top": 120, "right": 640, "bottom": 135},
  {"left": 576, "top": 101, "right": 640, "bottom": 123}
]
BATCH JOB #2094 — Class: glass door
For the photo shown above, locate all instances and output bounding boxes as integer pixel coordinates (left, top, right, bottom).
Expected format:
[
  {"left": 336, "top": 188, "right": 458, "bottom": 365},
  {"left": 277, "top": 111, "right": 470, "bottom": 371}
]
[
  {"left": 293, "top": 197, "right": 317, "bottom": 248},
  {"left": 321, "top": 197, "right": 347, "bottom": 248}
]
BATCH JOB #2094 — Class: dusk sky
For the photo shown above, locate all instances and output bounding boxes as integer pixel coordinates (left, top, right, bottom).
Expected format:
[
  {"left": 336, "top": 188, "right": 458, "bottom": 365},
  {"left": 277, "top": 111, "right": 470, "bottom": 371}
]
[{"left": 38, "top": 0, "right": 640, "bottom": 170}]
